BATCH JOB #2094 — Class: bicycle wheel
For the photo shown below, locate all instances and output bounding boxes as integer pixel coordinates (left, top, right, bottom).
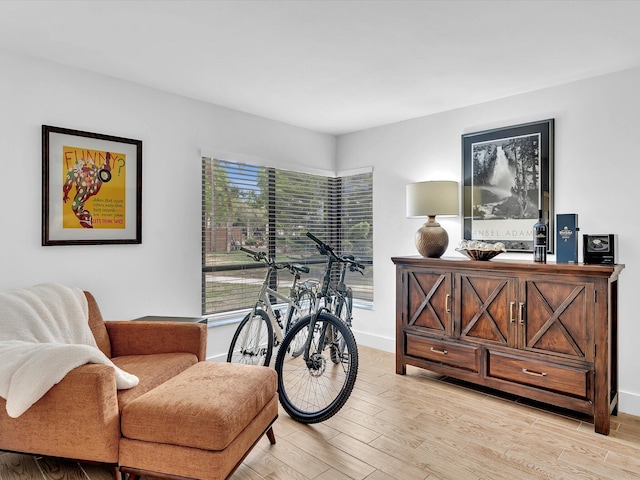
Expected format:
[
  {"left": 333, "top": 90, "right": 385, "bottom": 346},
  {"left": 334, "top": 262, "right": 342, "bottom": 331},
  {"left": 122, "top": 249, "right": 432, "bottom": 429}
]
[
  {"left": 227, "top": 309, "right": 273, "bottom": 366},
  {"left": 275, "top": 311, "right": 358, "bottom": 424},
  {"left": 330, "top": 288, "right": 353, "bottom": 364}
]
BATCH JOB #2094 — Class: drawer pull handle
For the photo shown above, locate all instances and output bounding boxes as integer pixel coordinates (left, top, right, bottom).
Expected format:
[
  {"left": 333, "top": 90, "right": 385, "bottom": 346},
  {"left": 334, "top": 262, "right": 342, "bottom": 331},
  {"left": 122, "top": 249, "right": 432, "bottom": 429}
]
[
  {"left": 509, "top": 302, "right": 515, "bottom": 323},
  {"left": 518, "top": 302, "right": 525, "bottom": 324},
  {"left": 430, "top": 347, "right": 448, "bottom": 355},
  {"left": 446, "top": 294, "right": 451, "bottom": 313},
  {"left": 522, "top": 368, "right": 547, "bottom": 377}
]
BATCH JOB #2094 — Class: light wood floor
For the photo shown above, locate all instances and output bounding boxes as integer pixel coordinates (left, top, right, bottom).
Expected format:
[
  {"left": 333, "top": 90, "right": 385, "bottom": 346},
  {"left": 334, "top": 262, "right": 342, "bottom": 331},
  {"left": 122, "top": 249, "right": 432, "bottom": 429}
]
[{"left": 2, "top": 346, "right": 640, "bottom": 479}]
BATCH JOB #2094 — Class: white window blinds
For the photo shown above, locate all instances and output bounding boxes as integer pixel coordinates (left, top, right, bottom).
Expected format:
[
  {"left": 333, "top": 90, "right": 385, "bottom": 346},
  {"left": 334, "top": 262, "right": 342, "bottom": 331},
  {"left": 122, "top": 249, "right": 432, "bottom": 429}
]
[{"left": 202, "top": 157, "right": 373, "bottom": 315}]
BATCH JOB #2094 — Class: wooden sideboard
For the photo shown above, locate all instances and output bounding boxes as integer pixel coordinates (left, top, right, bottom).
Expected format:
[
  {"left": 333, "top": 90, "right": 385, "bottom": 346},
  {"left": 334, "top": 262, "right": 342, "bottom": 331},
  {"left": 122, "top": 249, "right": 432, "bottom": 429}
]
[{"left": 392, "top": 256, "right": 624, "bottom": 435}]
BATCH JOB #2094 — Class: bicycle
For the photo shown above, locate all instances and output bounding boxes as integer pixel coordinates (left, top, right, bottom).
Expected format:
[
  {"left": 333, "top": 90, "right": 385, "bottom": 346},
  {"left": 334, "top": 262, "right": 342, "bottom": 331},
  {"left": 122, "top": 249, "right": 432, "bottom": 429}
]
[
  {"left": 274, "top": 232, "right": 365, "bottom": 423},
  {"left": 226, "top": 247, "right": 316, "bottom": 366},
  {"left": 304, "top": 232, "right": 363, "bottom": 364}
]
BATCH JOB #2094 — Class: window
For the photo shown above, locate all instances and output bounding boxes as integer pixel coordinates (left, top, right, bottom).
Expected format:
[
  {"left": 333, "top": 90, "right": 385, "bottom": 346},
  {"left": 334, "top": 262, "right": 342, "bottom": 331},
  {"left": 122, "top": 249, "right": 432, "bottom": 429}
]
[{"left": 202, "top": 157, "right": 373, "bottom": 315}]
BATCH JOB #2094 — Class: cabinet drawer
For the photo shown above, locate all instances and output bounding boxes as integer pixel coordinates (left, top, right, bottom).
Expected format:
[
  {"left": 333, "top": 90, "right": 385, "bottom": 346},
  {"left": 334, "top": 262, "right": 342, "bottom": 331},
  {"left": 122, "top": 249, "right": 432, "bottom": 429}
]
[
  {"left": 406, "top": 334, "right": 479, "bottom": 373},
  {"left": 487, "top": 350, "right": 591, "bottom": 399}
]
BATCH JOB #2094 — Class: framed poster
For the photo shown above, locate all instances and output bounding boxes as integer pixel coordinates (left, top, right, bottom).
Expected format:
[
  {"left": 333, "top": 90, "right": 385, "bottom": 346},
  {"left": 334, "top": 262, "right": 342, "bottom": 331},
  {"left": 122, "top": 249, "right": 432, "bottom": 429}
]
[
  {"left": 42, "top": 125, "right": 142, "bottom": 245},
  {"left": 462, "top": 119, "right": 553, "bottom": 252}
]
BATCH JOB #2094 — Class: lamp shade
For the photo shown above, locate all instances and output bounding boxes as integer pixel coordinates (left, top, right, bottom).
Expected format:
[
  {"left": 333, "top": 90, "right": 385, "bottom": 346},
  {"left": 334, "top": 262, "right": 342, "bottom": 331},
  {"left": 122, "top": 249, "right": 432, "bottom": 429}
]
[{"left": 406, "top": 180, "right": 459, "bottom": 218}]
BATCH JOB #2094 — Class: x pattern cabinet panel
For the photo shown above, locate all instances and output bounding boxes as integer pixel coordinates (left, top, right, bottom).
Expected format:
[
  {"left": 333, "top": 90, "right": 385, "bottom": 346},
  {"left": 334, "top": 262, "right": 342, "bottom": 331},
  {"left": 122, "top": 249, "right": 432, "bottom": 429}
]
[
  {"left": 522, "top": 279, "right": 593, "bottom": 361},
  {"left": 459, "top": 274, "right": 512, "bottom": 346},
  {"left": 406, "top": 271, "right": 451, "bottom": 335}
]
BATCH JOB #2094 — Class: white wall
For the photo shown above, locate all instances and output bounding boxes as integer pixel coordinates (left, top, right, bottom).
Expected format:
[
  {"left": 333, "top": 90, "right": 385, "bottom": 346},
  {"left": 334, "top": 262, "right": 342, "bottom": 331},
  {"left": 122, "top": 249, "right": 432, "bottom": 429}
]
[
  {"left": 0, "top": 50, "right": 335, "bottom": 358},
  {"left": 337, "top": 66, "right": 640, "bottom": 416}
]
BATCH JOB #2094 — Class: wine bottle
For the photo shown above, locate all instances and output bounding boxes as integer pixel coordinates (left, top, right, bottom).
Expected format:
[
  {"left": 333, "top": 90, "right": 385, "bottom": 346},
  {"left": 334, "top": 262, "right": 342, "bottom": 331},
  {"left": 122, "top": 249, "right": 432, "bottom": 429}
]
[{"left": 533, "top": 209, "right": 547, "bottom": 263}]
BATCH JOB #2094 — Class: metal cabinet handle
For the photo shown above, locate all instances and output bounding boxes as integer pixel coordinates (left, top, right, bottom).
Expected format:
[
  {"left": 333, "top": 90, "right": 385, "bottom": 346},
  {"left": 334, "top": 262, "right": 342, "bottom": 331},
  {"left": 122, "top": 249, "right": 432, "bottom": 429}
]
[
  {"left": 522, "top": 368, "right": 547, "bottom": 377},
  {"left": 518, "top": 302, "right": 525, "bottom": 324},
  {"left": 446, "top": 294, "right": 451, "bottom": 313},
  {"left": 509, "top": 302, "right": 515, "bottom": 323},
  {"left": 430, "top": 347, "right": 448, "bottom": 355}
]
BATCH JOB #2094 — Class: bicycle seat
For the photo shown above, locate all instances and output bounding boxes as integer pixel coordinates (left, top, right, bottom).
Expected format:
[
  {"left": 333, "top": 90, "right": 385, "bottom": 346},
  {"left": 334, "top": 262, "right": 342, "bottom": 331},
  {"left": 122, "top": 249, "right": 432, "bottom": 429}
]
[{"left": 292, "top": 264, "right": 310, "bottom": 274}]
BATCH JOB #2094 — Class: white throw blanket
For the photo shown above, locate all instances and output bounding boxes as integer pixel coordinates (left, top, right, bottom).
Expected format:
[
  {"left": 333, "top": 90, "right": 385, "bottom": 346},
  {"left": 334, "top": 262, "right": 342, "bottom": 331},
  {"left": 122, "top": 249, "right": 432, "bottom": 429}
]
[{"left": 0, "top": 283, "right": 138, "bottom": 418}]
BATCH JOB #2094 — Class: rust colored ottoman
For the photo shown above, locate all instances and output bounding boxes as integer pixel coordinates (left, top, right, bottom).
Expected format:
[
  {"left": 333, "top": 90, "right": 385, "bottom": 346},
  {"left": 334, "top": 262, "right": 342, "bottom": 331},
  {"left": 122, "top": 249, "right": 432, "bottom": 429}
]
[{"left": 119, "top": 361, "right": 278, "bottom": 480}]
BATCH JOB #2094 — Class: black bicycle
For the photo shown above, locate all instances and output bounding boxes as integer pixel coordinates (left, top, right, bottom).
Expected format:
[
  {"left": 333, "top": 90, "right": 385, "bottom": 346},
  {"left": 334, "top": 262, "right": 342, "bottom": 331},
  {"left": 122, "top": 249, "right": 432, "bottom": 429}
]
[{"left": 274, "top": 232, "right": 364, "bottom": 423}]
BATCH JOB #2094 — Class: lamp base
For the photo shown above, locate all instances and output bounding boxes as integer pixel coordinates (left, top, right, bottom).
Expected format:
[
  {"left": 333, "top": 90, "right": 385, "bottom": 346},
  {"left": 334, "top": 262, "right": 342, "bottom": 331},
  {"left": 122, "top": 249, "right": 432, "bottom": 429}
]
[{"left": 416, "top": 216, "right": 449, "bottom": 258}]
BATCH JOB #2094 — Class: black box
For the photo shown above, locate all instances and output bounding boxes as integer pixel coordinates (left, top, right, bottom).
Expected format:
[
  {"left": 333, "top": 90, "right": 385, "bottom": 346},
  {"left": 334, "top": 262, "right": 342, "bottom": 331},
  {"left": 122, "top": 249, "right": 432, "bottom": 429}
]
[
  {"left": 556, "top": 214, "right": 578, "bottom": 263},
  {"left": 583, "top": 234, "right": 618, "bottom": 264}
]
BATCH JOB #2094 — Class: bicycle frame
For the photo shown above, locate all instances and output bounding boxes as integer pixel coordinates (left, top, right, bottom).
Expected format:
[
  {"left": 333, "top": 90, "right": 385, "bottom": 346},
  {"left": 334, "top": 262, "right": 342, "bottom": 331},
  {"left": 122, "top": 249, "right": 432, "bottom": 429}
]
[
  {"left": 298, "top": 233, "right": 364, "bottom": 366},
  {"left": 250, "top": 274, "right": 301, "bottom": 344}
]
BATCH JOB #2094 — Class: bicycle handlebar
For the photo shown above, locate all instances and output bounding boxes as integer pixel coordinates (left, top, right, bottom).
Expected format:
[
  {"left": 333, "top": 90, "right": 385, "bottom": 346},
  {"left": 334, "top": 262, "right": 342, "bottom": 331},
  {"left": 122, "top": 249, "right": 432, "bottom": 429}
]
[
  {"left": 305, "top": 232, "right": 365, "bottom": 273},
  {"left": 305, "top": 231, "right": 333, "bottom": 255},
  {"left": 241, "top": 236, "right": 363, "bottom": 275},
  {"left": 240, "top": 247, "right": 309, "bottom": 275},
  {"left": 240, "top": 247, "right": 267, "bottom": 262}
]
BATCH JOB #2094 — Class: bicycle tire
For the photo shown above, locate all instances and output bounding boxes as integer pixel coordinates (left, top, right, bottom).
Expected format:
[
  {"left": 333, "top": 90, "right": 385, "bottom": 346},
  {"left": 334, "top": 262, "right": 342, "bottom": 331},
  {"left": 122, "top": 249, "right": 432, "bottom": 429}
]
[
  {"left": 227, "top": 309, "right": 274, "bottom": 366},
  {"left": 275, "top": 311, "right": 358, "bottom": 424},
  {"left": 330, "top": 288, "right": 353, "bottom": 364}
]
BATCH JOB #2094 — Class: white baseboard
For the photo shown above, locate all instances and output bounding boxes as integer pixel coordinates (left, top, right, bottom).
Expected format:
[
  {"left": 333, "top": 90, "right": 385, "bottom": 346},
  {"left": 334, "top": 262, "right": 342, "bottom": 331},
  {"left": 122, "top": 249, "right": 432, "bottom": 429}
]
[
  {"left": 352, "top": 329, "right": 394, "bottom": 353},
  {"left": 207, "top": 328, "right": 394, "bottom": 361},
  {"left": 619, "top": 391, "right": 640, "bottom": 417},
  {"left": 206, "top": 353, "right": 227, "bottom": 362}
]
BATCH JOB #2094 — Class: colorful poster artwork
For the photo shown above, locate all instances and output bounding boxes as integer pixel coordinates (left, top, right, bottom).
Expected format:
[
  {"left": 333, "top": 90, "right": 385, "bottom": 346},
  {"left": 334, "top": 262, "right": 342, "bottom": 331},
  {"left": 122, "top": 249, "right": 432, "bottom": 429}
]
[{"left": 62, "top": 146, "right": 126, "bottom": 229}]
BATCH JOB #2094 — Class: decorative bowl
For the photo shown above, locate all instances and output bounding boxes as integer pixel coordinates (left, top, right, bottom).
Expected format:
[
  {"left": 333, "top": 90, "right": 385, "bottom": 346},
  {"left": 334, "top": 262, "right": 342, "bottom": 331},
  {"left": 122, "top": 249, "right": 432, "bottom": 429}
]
[
  {"left": 456, "top": 240, "right": 506, "bottom": 261},
  {"left": 455, "top": 248, "right": 503, "bottom": 261}
]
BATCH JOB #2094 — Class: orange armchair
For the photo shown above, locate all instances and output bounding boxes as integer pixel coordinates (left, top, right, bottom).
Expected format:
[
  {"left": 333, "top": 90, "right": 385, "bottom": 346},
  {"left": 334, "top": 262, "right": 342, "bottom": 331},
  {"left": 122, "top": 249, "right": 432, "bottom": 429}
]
[{"left": 0, "top": 292, "right": 207, "bottom": 473}]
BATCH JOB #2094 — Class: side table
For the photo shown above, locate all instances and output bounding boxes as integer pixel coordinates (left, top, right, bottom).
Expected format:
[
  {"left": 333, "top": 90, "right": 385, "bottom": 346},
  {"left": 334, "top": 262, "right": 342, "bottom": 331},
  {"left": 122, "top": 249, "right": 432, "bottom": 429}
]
[{"left": 134, "top": 315, "right": 208, "bottom": 325}]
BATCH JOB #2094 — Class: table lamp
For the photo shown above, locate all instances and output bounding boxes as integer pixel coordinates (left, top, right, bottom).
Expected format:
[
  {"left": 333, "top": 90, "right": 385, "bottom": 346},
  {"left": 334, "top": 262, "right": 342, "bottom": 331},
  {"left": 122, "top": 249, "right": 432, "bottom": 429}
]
[{"left": 406, "top": 180, "right": 459, "bottom": 258}]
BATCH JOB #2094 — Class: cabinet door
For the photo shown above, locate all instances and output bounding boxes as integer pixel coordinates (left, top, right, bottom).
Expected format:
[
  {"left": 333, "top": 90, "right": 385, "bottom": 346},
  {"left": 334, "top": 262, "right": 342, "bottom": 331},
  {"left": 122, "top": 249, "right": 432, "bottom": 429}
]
[
  {"left": 520, "top": 278, "right": 594, "bottom": 361},
  {"left": 405, "top": 270, "right": 452, "bottom": 335},
  {"left": 459, "top": 273, "right": 514, "bottom": 346}
]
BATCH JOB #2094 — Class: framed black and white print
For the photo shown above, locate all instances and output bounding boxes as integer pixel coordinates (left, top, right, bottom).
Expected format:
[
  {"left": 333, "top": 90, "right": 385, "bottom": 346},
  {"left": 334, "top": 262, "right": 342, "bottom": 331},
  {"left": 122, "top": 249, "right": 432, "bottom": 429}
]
[{"left": 462, "top": 119, "right": 554, "bottom": 252}]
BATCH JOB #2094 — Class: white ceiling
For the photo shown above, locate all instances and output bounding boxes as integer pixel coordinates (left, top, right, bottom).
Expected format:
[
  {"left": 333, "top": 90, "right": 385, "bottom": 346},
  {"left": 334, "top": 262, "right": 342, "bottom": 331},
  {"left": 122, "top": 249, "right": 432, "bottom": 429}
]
[{"left": 1, "top": 0, "right": 640, "bottom": 135}]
